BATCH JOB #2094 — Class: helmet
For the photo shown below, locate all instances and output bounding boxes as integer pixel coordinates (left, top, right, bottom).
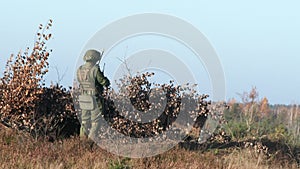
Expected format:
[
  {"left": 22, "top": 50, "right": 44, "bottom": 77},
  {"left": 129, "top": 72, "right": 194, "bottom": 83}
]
[{"left": 83, "top": 49, "right": 102, "bottom": 62}]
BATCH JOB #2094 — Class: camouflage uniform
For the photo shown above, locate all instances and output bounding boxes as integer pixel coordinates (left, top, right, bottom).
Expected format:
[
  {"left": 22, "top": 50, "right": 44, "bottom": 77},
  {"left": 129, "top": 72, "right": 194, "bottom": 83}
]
[{"left": 77, "top": 49, "right": 110, "bottom": 139}]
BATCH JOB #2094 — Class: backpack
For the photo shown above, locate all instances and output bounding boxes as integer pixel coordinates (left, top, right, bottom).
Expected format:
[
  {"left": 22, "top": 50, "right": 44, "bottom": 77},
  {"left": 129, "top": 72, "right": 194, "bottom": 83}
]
[{"left": 77, "top": 65, "right": 98, "bottom": 110}]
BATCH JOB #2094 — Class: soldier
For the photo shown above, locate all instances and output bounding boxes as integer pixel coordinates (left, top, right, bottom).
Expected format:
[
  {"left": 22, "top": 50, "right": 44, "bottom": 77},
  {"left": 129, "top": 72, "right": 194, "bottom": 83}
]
[{"left": 77, "top": 49, "right": 110, "bottom": 139}]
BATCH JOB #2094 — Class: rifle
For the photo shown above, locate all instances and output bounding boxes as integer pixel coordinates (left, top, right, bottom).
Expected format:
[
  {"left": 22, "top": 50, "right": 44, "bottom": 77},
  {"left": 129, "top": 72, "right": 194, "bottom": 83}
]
[
  {"left": 96, "top": 49, "right": 105, "bottom": 73},
  {"left": 96, "top": 49, "right": 103, "bottom": 62},
  {"left": 102, "top": 63, "right": 106, "bottom": 73}
]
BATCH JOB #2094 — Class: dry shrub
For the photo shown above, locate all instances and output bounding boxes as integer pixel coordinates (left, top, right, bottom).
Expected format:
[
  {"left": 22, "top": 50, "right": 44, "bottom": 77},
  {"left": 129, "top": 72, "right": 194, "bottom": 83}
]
[
  {"left": 73, "top": 71, "right": 228, "bottom": 141},
  {"left": 0, "top": 20, "right": 79, "bottom": 140},
  {"left": 100, "top": 72, "right": 184, "bottom": 138}
]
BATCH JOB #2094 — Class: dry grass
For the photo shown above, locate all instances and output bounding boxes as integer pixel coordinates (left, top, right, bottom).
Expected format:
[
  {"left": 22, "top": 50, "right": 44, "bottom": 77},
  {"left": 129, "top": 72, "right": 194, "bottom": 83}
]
[{"left": 0, "top": 124, "right": 298, "bottom": 169}]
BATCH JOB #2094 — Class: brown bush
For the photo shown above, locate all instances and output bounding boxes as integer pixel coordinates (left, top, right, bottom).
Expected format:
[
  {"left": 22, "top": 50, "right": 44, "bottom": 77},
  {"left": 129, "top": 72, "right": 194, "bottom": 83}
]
[
  {"left": 78, "top": 71, "right": 227, "bottom": 140},
  {"left": 0, "top": 20, "right": 79, "bottom": 140}
]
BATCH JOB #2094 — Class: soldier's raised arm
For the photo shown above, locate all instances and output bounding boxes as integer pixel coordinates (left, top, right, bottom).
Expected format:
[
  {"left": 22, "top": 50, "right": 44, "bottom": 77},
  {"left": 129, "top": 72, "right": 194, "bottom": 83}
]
[{"left": 95, "top": 66, "right": 110, "bottom": 87}]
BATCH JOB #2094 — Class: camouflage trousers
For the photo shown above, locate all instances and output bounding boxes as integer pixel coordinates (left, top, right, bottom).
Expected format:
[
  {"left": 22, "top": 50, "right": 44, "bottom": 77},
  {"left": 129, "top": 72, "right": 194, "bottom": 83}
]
[{"left": 80, "top": 101, "right": 103, "bottom": 140}]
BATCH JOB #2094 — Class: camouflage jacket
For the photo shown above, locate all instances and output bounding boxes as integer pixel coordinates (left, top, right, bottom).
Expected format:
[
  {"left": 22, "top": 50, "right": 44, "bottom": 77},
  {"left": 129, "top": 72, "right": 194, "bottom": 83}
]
[{"left": 77, "top": 62, "right": 110, "bottom": 97}]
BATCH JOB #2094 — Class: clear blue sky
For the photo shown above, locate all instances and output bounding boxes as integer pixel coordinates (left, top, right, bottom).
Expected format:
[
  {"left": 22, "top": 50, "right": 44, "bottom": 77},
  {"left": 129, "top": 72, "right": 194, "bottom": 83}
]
[{"left": 0, "top": 0, "right": 299, "bottom": 104}]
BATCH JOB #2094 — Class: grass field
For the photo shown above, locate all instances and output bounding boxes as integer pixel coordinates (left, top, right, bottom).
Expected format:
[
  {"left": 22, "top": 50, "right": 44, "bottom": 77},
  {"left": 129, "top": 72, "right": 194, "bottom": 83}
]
[{"left": 1, "top": 123, "right": 299, "bottom": 169}]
